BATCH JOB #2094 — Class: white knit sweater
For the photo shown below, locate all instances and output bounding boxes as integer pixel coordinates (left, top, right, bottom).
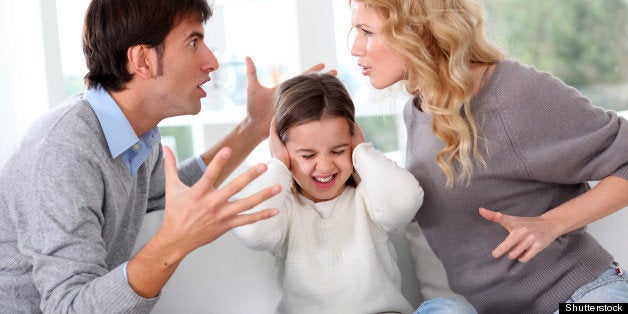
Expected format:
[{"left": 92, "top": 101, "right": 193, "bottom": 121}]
[{"left": 233, "top": 143, "right": 424, "bottom": 314}]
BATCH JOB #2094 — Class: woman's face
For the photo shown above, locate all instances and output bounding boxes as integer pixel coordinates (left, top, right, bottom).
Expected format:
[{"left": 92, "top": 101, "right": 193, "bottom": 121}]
[
  {"left": 350, "top": 1, "right": 407, "bottom": 89},
  {"left": 284, "top": 116, "right": 354, "bottom": 203}
]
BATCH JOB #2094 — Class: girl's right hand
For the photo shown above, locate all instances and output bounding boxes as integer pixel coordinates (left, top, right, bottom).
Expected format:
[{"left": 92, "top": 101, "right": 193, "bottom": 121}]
[{"left": 269, "top": 119, "right": 291, "bottom": 169}]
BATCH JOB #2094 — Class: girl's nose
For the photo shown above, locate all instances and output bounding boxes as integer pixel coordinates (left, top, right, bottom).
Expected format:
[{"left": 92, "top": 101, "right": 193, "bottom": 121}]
[{"left": 316, "top": 156, "right": 335, "bottom": 173}]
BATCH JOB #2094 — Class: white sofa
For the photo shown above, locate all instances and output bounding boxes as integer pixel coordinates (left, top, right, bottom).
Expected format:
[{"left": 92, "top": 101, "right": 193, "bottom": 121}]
[
  {"left": 134, "top": 202, "right": 627, "bottom": 313},
  {"left": 134, "top": 211, "right": 462, "bottom": 313}
]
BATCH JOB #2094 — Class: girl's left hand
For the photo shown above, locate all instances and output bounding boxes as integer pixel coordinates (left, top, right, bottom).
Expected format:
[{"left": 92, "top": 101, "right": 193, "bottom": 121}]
[
  {"left": 479, "top": 207, "right": 563, "bottom": 263},
  {"left": 352, "top": 122, "right": 365, "bottom": 150}
]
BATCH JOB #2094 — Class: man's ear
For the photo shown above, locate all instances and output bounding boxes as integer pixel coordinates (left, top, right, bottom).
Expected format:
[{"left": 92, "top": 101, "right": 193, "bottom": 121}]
[{"left": 127, "top": 45, "right": 156, "bottom": 78}]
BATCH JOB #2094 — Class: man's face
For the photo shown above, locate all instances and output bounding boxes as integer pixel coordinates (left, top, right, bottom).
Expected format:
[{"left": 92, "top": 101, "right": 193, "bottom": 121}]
[{"left": 151, "top": 18, "right": 219, "bottom": 117}]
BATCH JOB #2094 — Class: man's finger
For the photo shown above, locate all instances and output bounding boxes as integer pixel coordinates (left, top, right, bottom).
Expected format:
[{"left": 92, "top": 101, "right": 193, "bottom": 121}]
[
  {"left": 224, "top": 184, "right": 282, "bottom": 218},
  {"left": 245, "top": 56, "right": 261, "bottom": 88},
  {"left": 195, "top": 147, "right": 232, "bottom": 193},
  {"left": 215, "top": 163, "right": 270, "bottom": 200},
  {"left": 163, "top": 146, "right": 181, "bottom": 188},
  {"left": 229, "top": 208, "right": 280, "bottom": 230},
  {"left": 301, "top": 63, "right": 325, "bottom": 74}
]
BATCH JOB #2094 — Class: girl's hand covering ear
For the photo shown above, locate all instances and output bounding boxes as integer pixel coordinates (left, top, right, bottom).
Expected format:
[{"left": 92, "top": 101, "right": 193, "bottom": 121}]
[
  {"left": 352, "top": 122, "right": 365, "bottom": 151},
  {"left": 269, "top": 119, "right": 290, "bottom": 169}
]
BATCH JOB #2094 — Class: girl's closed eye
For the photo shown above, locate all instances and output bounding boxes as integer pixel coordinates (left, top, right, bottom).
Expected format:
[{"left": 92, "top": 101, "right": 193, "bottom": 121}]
[
  {"left": 332, "top": 150, "right": 346, "bottom": 155},
  {"left": 301, "top": 154, "right": 315, "bottom": 160}
]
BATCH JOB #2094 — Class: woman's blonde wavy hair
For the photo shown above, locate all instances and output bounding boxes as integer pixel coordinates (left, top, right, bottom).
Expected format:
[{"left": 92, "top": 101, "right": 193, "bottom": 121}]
[{"left": 351, "top": 0, "right": 505, "bottom": 187}]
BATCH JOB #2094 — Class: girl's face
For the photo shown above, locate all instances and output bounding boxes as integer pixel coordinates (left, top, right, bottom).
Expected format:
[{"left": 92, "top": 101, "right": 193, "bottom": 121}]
[
  {"left": 350, "top": 1, "right": 408, "bottom": 89},
  {"left": 285, "top": 116, "right": 354, "bottom": 203}
]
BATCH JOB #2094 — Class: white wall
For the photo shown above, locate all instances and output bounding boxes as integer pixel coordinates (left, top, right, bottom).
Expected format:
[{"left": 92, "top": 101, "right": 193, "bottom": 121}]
[
  {"left": 589, "top": 208, "right": 628, "bottom": 266},
  {"left": 587, "top": 121, "right": 628, "bottom": 268},
  {"left": 0, "top": 1, "right": 54, "bottom": 159},
  {"left": 595, "top": 111, "right": 628, "bottom": 265}
]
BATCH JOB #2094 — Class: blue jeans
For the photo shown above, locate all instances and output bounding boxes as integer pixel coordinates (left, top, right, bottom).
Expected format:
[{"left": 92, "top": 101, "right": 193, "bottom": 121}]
[
  {"left": 552, "top": 262, "right": 628, "bottom": 313},
  {"left": 414, "top": 297, "right": 477, "bottom": 314}
]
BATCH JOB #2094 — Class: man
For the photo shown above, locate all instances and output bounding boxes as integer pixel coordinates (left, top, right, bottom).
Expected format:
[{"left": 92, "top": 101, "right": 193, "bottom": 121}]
[{"left": 0, "top": 0, "right": 327, "bottom": 312}]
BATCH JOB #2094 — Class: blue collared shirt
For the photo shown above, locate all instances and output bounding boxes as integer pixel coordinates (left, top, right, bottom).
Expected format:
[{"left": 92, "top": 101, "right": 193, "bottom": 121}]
[{"left": 84, "top": 86, "right": 161, "bottom": 175}]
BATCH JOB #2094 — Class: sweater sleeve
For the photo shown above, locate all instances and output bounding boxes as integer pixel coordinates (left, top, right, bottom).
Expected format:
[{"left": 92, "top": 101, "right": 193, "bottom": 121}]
[
  {"left": 231, "top": 159, "right": 291, "bottom": 253},
  {"left": 13, "top": 143, "right": 157, "bottom": 313},
  {"left": 497, "top": 64, "right": 628, "bottom": 183},
  {"left": 176, "top": 153, "right": 205, "bottom": 187},
  {"left": 353, "top": 143, "right": 424, "bottom": 233}
]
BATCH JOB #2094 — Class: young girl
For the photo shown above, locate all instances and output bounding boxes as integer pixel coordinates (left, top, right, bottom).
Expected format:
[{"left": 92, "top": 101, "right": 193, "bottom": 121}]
[{"left": 232, "top": 73, "right": 424, "bottom": 313}]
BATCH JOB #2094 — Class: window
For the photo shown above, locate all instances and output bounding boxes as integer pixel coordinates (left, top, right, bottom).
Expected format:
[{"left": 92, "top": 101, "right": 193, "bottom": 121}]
[
  {"left": 159, "top": 0, "right": 302, "bottom": 162},
  {"left": 160, "top": 0, "right": 405, "bottom": 165},
  {"left": 0, "top": 1, "right": 53, "bottom": 153},
  {"left": 55, "top": 0, "right": 90, "bottom": 97},
  {"left": 483, "top": 0, "right": 628, "bottom": 112},
  {"left": 2, "top": 0, "right": 625, "bottom": 161}
]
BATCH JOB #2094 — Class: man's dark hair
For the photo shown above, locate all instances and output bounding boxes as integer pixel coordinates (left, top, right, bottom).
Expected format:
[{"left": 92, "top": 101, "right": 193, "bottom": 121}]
[{"left": 83, "top": 0, "right": 212, "bottom": 92}]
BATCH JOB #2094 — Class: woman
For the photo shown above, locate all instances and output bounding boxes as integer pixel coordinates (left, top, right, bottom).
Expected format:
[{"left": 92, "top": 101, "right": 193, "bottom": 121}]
[{"left": 348, "top": 0, "right": 628, "bottom": 312}]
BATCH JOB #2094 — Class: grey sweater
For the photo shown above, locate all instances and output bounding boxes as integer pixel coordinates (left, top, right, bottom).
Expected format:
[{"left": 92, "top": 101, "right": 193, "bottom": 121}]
[
  {"left": 404, "top": 60, "right": 628, "bottom": 313},
  {"left": 0, "top": 93, "right": 203, "bottom": 313}
]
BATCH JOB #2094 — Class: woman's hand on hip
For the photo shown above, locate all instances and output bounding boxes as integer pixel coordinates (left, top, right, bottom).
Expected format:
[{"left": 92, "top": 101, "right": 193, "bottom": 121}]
[{"left": 479, "top": 207, "right": 562, "bottom": 263}]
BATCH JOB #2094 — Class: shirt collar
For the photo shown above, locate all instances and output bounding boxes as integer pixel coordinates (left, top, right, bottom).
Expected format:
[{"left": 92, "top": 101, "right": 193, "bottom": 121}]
[
  {"left": 85, "top": 86, "right": 139, "bottom": 159},
  {"left": 85, "top": 86, "right": 161, "bottom": 175}
]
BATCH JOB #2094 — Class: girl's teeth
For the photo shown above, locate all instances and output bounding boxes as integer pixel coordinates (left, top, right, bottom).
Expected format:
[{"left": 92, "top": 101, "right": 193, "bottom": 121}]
[{"left": 315, "top": 175, "right": 333, "bottom": 183}]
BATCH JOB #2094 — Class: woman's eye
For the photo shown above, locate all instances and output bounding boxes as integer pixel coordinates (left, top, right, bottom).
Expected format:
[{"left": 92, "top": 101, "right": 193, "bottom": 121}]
[
  {"left": 360, "top": 28, "right": 373, "bottom": 36},
  {"left": 332, "top": 150, "right": 345, "bottom": 155},
  {"left": 301, "top": 154, "right": 315, "bottom": 160}
]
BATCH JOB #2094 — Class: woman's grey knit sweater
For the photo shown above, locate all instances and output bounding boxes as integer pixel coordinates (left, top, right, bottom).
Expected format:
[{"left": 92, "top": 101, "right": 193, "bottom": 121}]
[{"left": 404, "top": 60, "right": 628, "bottom": 313}]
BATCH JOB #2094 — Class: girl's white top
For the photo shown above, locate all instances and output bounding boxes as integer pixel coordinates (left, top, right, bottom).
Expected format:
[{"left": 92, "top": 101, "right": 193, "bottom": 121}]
[{"left": 233, "top": 143, "right": 424, "bottom": 314}]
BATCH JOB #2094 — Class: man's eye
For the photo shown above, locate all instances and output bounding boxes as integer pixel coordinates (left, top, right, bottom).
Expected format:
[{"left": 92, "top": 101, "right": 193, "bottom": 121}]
[{"left": 188, "top": 39, "right": 197, "bottom": 48}]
